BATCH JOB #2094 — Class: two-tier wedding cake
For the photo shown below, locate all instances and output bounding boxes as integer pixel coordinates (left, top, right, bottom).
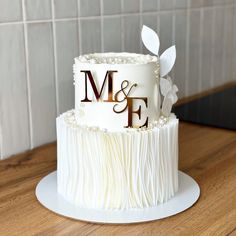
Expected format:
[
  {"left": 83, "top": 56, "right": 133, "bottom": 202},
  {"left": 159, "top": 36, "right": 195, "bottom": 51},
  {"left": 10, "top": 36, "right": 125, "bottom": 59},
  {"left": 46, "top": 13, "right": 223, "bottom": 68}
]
[{"left": 56, "top": 26, "right": 179, "bottom": 210}]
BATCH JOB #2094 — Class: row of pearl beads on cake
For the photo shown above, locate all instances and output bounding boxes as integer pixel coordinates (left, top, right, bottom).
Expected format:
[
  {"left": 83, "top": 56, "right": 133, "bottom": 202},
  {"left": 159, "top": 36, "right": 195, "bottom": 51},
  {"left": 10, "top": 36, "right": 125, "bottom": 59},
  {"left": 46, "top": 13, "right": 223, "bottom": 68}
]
[{"left": 63, "top": 110, "right": 171, "bottom": 133}]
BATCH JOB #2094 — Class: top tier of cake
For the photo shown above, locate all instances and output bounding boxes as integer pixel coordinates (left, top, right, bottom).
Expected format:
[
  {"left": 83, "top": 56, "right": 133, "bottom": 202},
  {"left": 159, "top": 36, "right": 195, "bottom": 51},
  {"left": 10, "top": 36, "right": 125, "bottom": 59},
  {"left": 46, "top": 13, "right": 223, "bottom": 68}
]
[{"left": 73, "top": 52, "right": 161, "bottom": 131}]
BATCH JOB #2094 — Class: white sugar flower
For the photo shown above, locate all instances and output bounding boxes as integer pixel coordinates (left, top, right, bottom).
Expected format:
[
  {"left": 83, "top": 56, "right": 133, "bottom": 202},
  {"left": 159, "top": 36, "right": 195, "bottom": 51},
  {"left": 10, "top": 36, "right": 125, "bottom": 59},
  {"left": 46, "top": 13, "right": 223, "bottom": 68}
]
[{"left": 160, "top": 76, "right": 178, "bottom": 117}]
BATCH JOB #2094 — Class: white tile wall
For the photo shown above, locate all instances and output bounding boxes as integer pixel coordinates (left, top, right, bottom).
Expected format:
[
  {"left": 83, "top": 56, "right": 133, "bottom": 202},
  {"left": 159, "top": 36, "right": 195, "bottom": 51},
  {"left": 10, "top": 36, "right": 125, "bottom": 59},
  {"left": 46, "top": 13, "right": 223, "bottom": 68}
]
[
  {"left": 201, "top": 7, "right": 214, "bottom": 91},
  {"left": 103, "top": 0, "right": 121, "bottom": 15},
  {"left": 233, "top": 5, "right": 236, "bottom": 80},
  {"left": 55, "top": 20, "right": 79, "bottom": 113},
  {"left": 103, "top": 17, "right": 122, "bottom": 52},
  {"left": 79, "top": 0, "right": 101, "bottom": 17},
  {"left": 187, "top": 9, "right": 201, "bottom": 96},
  {"left": 159, "top": 11, "right": 174, "bottom": 53},
  {"left": 122, "top": 0, "right": 140, "bottom": 13},
  {"left": 0, "top": 0, "right": 236, "bottom": 159},
  {"left": 25, "top": 0, "right": 52, "bottom": 20},
  {"left": 160, "top": 0, "right": 174, "bottom": 10},
  {"left": 174, "top": 0, "right": 189, "bottom": 9},
  {"left": 212, "top": 7, "right": 225, "bottom": 87},
  {"left": 123, "top": 15, "right": 141, "bottom": 52},
  {"left": 0, "top": 24, "right": 30, "bottom": 157},
  {"left": 54, "top": 0, "right": 78, "bottom": 18},
  {"left": 174, "top": 10, "right": 188, "bottom": 98},
  {"left": 223, "top": 6, "right": 235, "bottom": 83},
  {"left": 80, "top": 19, "right": 101, "bottom": 53},
  {"left": 0, "top": 0, "right": 22, "bottom": 22},
  {"left": 142, "top": 0, "right": 158, "bottom": 12},
  {"left": 27, "top": 23, "right": 57, "bottom": 147}
]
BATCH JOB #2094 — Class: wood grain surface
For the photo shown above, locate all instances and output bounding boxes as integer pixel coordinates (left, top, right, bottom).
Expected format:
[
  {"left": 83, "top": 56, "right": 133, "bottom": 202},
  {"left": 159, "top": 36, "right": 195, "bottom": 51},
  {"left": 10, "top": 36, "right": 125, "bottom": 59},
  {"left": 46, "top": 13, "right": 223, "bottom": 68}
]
[{"left": 0, "top": 122, "right": 236, "bottom": 236}]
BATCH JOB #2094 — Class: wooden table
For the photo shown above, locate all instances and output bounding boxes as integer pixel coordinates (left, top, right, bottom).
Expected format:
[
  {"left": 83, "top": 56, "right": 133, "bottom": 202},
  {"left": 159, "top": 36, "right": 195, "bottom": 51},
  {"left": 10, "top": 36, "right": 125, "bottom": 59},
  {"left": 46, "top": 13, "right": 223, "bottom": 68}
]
[{"left": 0, "top": 122, "right": 236, "bottom": 236}]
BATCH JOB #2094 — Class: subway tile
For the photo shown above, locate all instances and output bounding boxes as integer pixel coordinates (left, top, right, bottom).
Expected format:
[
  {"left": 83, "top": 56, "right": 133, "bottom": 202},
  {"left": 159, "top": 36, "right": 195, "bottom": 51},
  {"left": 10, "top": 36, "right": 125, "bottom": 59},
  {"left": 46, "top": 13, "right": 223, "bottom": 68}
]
[
  {"left": 211, "top": 0, "right": 225, "bottom": 5},
  {"left": 103, "top": 0, "right": 121, "bottom": 15},
  {"left": 202, "top": 0, "right": 214, "bottom": 7},
  {"left": 0, "top": 0, "right": 22, "bottom": 22},
  {"left": 233, "top": 6, "right": 236, "bottom": 80},
  {"left": 122, "top": 0, "right": 140, "bottom": 13},
  {"left": 56, "top": 21, "right": 79, "bottom": 114},
  {"left": 201, "top": 8, "right": 214, "bottom": 91},
  {"left": 27, "top": 23, "right": 57, "bottom": 147},
  {"left": 79, "top": 0, "right": 100, "bottom": 17},
  {"left": 159, "top": 0, "right": 174, "bottom": 10},
  {"left": 226, "top": 0, "right": 236, "bottom": 4},
  {"left": 142, "top": 14, "right": 159, "bottom": 54},
  {"left": 142, "top": 14, "right": 158, "bottom": 32},
  {"left": 212, "top": 7, "right": 225, "bottom": 87},
  {"left": 54, "top": 0, "right": 78, "bottom": 18},
  {"left": 159, "top": 11, "right": 173, "bottom": 53},
  {"left": 0, "top": 24, "right": 30, "bottom": 158},
  {"left": 223, "top": 6, "right": 234, "bottom": 83},
  {"left": 123, "top": 15, "right": 140, "bottom": 53},
  {"left": 142, "top": 0, "right": 158, "bottom": 12},
  {"left": 103, "top": 17, "right": 122, "bottom": 52},
  {"left": 80, "top": 19, "right": 101, "bottom": 53},
  {"left": 190, "top": 0, "right": 204, "bottom": 8},
  {"left": 187, "top": 10, "right": 201, "bottom": 96},
  {"left": 174, "top": 11, "right": 187, "bottom": 98},
  {"left": 25, "top": 0, "right": 51, "bottom": 20},
  {"left": 174, "top": 0, "right": 189, "bottom": 9}
]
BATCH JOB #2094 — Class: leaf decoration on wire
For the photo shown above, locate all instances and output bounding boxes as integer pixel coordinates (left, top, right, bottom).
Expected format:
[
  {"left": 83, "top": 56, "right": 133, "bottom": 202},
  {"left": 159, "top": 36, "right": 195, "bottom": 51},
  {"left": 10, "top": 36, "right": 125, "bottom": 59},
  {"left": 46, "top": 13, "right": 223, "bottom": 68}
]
[
  {"left": 141, "top": 25, "right": 178, "bottom": 117},
  {"left": 141, "top": 25, "right": 160, "bottom": 55}
]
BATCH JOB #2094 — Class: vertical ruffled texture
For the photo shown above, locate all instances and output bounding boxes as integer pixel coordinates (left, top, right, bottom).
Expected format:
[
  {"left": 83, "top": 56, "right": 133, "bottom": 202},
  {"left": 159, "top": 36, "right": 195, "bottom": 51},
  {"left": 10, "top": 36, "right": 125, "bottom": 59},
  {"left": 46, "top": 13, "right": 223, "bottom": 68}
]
[{"left": 57, "top": 111, "right": 178, "bottom": 210}]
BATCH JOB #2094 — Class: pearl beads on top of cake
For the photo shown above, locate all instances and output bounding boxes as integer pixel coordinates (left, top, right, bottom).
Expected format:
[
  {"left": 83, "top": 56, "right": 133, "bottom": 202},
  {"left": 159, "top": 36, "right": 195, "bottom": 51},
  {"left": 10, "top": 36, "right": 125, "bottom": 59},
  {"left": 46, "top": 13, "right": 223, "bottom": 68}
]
[
  {"left": 76, "top": 52, "right": 158, "bottom": 65},
  {"left": 63, "top": 110, "right": 172, "bottom": 133}
]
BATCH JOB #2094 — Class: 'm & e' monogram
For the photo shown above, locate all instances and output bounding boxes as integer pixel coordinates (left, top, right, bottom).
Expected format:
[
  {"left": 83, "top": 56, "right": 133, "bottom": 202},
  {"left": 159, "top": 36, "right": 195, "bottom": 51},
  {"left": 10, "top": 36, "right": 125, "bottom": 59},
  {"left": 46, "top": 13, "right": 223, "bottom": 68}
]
[{"left": 80, "top": 70, "right": 148, "bottom": 128}]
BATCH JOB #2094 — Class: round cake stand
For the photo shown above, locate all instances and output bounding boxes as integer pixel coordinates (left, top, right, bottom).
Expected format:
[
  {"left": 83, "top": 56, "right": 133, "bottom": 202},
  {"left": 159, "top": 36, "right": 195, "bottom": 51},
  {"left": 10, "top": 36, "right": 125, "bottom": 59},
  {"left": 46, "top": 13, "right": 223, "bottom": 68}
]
[{"left": 35, "top": 171, "right": 200, "bottom": 224}]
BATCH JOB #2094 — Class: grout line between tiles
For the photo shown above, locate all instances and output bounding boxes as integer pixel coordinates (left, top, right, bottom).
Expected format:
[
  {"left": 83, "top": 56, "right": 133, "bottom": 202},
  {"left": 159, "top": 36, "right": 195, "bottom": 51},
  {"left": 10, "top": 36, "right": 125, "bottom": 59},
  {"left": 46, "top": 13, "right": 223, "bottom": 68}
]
[
  {"left": 198, "top": 8, "right": 203, "bottom": 93},
  {"left": 22, "top": 0, "right": 34, "bottom": 149},
  {"left": 51, "top": 0, "right": 60, "bottom": 116}
]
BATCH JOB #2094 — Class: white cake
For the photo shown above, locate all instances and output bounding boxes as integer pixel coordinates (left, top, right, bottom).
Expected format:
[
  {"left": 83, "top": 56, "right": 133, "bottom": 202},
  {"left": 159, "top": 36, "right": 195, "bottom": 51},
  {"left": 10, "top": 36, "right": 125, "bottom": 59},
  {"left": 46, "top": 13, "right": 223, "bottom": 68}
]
[{"left": 57, "top": 26, "right": 179, "bottom": 210}]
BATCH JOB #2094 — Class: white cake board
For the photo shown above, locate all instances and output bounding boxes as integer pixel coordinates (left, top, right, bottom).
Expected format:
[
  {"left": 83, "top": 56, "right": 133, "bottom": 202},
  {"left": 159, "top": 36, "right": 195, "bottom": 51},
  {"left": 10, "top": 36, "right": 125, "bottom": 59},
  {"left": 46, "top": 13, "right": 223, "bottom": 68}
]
[{"left": 35, "top": 171, "right": 200, "bottom": 224}]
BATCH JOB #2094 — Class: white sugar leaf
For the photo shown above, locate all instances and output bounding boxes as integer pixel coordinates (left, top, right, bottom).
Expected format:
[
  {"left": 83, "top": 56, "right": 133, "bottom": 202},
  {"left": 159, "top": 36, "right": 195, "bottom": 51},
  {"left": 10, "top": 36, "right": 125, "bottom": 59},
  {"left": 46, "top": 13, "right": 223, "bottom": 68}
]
[
  {"left": 141, "top": 25, "right": 160, "bottom": 55},
  {"left": 160, "top": 45, "right": 176, "bottom": 77},
  {"left": 160, "top": 78, "right": 172, "bottom": 96},
  {"left": 161, "top": 97, "right": 173, "bottom": 117}
]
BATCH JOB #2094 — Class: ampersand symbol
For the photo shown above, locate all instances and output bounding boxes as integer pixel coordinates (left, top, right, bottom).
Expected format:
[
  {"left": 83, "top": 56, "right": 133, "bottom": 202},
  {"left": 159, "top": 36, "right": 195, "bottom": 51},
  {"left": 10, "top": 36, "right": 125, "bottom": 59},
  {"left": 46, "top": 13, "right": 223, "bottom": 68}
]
[{"left": 113, "top": 80, "right": 137, "bottom": 113}]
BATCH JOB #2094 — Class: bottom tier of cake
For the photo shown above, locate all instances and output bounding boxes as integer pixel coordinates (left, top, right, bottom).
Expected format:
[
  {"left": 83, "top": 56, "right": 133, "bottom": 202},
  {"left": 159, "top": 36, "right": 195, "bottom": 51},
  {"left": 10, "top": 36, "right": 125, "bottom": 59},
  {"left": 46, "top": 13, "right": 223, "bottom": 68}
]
[{"left": 56, "top": 110, "right": 179, "bottom": 210}]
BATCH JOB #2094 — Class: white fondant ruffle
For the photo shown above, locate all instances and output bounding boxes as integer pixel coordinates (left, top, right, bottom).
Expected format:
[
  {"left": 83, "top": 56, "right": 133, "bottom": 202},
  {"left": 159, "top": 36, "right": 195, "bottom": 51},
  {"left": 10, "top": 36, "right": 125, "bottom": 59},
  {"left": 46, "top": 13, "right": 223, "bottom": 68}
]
[{"left": 57, "top": 111, "right": 179, "bottom": 210}]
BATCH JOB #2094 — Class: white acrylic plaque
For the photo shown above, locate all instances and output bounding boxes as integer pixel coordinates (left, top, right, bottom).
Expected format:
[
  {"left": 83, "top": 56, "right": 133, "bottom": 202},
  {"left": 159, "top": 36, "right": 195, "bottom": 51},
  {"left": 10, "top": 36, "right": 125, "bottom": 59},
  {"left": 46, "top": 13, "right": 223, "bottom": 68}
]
[{"left": 35, "top": 171, "right": 200, "bottom": 224}]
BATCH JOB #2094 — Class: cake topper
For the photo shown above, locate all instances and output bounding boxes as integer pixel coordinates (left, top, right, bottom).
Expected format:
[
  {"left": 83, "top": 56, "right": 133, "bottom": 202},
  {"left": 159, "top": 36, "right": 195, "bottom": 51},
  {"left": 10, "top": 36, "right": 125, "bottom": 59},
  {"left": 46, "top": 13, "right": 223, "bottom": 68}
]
[
  {"left": 141, "top": 25, "right": 178, "bottom": 117},
  {"left": 160, "top": 76, "right": 178, "bottom": 117}
]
